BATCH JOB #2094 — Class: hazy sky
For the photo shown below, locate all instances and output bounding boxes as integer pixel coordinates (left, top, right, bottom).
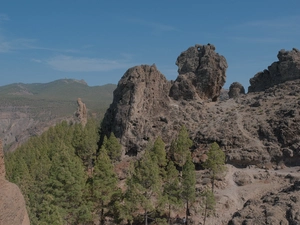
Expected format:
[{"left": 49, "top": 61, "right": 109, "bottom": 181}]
[{"left": 1, "top": 0, "right": 299, "bottom": 90}]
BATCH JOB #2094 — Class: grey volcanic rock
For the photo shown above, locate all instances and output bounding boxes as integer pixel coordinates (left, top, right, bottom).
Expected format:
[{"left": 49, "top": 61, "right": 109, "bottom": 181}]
[
  {"left": 229, "top": 179, "right": 300, "bottom": 225},
  {"left": 170, "top": 44, "right": 227, "bottom": 101},
  {"left": 249, "top": 48, "right": 300, "bottom": 92},
  {"left": 228, "top": 82, "right": 245, "bottom": 98},
  {"left": 101, "top": 64, "right": 173, "bottom": 155},
  {"left": 102, "top": 45, "right": 300, "bottom": 168},
  {"left": 101, "top": 44, "right": 229, "bottom": 156},
  {"left": 0, "top": 140, "right": 30, "bottom": 225}
]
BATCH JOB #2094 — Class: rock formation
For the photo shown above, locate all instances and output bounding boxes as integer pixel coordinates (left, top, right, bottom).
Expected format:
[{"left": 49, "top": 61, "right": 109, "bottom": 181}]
[
  {"left": 101, "top": 44, "right": 228, "bottom": 155},
  {"left": 102, "top": 46, "right": 300, "bottom": 168},
  {"left": 170, "top": 44, "right": 227, "bottom": 101},
  {"left": 248, "top": 48, "right": 300, "bottom": 92},
  {"left": 228, "top": 82, "right": 245, "bottom": 98},
  {"left": 75, "top": 98, "right": 87, "bottom": 126},
  {"left": 0, "top": 140, "right": 30, "bottom": 225},
  {"left": 101, "top": 64, "right": 172, "bottom": 155}
]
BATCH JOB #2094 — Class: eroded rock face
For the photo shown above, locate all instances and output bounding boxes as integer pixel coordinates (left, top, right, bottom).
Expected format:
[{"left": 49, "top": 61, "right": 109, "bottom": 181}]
[
  {"left": 101, "top": 44, "right": 228, "bottom": 155},
  {"left": 249, "top": 48, "right": 300, "bottom": 92},
  {"left": 0, "top": 140, "right": 30, "bottom": 225},
  {"left": 228, "top": 82, "right": 245, "bottom": 98},
  {"left": 101, "top": 64, "right": 172, "bottom": 155},
  {"left": 170, "top": 44, "right": 228, "bottom": 101}
]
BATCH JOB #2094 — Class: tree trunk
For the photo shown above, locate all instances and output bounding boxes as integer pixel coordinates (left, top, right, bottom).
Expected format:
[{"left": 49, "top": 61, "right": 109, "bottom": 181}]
[
  {"left": 203, "top": 197, "right": 207, "bottom": 225},
  {"left": 211, "top": 177, "right": 215, "bottom": 193},
  {"left": 186, "top": 200, "right": 189, "bottom": 225},
  {"left": 168, "top": 204, "right": 171, "bottom": 225},
  {"left": 145, "top": 210, "right": 148, "bottom": 225},
  {"left": 100, "top": 201, "right": 104, "bottom": 225}
]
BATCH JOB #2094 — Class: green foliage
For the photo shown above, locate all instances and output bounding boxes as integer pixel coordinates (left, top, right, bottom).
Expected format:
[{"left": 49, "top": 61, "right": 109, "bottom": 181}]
[
  {"left": 160, "top": 160, "right": 182, "bottom": 223},
  {"left": 151, "top": 136, "right": 167, "bottom": 168},
  {"left": 182, "top": 155, "right": 196, "bottom": 203},
  {"left": 5, "top": 120, "right": 199, "bottom": 225},
  {"left": 170, "top": 126, "right": 193, "bottom": 168},
  {"left": 103, "top": 132, "right": 122, "bottom": 162},
  {"left": 203, "top": 142, "right": 226, "bottom": 192},
  {"left": 0, "top": 80, "right": 116, "bottom": 121},
  {"left": 73, "top": 119, "right": 99, "bottom": 169},
  {"left": 5, "top": 119, "right": 98, "bottom": 225},
  {"left": 92, "top": 146, "right": 119, "bottom": 224},
  {"left": 201, "top": 190, "right": 216, "bottom": 225},
  {"left": 125, "top": 150, "right": 162, "bottom": 225}
]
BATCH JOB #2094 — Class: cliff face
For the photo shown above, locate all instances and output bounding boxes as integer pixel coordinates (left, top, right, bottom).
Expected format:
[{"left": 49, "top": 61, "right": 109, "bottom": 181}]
[{"left": 0, "top": 140, "right": 30, "bottom": 225}]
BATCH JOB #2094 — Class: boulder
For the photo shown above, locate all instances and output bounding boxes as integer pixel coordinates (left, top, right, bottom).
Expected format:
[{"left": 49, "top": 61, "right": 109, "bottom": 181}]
[{"left": 228, "top": 82, "right": 245, "bottom": 98}]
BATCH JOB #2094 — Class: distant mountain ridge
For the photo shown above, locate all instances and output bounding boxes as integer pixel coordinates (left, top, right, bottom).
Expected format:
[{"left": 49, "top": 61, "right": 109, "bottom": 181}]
[{"left": 0, "top": 79, "right": 116, "bottom": 152}]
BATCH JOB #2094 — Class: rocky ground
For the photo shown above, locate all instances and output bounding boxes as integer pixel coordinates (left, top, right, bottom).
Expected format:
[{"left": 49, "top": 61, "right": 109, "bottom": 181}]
[{"left": 196, "top": 165, "right": 300, "bottom": 225}]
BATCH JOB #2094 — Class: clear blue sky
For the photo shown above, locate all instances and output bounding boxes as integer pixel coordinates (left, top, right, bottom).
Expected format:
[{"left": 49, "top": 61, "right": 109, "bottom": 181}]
[{"left": 1, "top": 0, "right": 299, "bottom": 90}]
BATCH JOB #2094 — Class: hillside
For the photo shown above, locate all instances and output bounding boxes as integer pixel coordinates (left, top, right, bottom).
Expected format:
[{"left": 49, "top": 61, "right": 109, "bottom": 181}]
[
  {"left": 4, "top": 44, "right": 300, "bottom": 225},
  {"left": 0, "top": 79, "right": 116, "bottom": 152}
]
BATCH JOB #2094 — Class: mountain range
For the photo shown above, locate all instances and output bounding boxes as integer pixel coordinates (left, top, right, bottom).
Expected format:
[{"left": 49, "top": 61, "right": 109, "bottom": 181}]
[{"left": 0, "top": 79, "right": 116, "bottom": 152}]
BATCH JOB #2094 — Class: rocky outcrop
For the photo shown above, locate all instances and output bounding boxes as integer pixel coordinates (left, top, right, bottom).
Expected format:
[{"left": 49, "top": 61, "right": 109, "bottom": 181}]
[
  {"left": 0, "top": 140, "right": 30, "bottom": 225},
  {"left": 170, "top": 44, "right": 227, "bottom": 101},
  {"left": 101, "top": 44, "right": 228, "bottom": 155},
  {"left": 75, "top": 98, "right": 87, "bottom": 126},
  {"left": 101, "top": 64, "right": 172, "bottom": 155},
  {"left": 228, "top": 82, "right": 245, "bottom": 98},
  {"left": 229, "top": 178, "right": 300, "bottom": 225},
  {"left": 102, "top": 45, "right": 300, "bottom": 168},
  {"left": 248, "top": 48, "right": 300, "bottom": 92}
]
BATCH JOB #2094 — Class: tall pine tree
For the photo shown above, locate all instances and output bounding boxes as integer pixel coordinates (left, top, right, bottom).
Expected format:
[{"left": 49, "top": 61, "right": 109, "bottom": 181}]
[
  {"left": 170, "top": 126, "right": 193, "bottom": 174},
  {"left": 126, "top": 150, "right": 162, "bottom": 225},
  {"left": 181, "top": 155, "right": 196, "bottom": 225},
  {"left": 203, "top": 142, "right": 226, "bottom": 193},
  {"left": 92, "top": 146, "right": 119, "bottom": 225}
]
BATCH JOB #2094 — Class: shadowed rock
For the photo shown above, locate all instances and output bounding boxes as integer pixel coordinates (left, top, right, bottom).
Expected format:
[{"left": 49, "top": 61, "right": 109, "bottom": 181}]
[
  {"left": 248, "top": 48, "right": 300, "bottom": 92},
  {"left": 228, "top": 82, "right": 245, "bottom": 98},
  {"left": 170, "top": 44, "right": 228, "bottom": 101}
]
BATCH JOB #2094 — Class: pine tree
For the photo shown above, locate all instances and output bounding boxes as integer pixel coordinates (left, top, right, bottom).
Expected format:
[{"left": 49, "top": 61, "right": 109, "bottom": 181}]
[
  {"left": 170, "top": 126, "right": 193, "bottom": 173},
  {"left": 73, "top": 119, "right": 99, "bottom": 170},
  {"left": 203, "top": 142, "right": 226, "bottom": 193},
  {"left": 151, "top": 136, "right": 167, "bottom": 168},
  {"left": 126, "top": 150, "right": 162, "bottom": 225},
  {"left": 46, "top": 143, "right": 87, "bottom": 224},
  {"left": 181, "top": 155, "right": 196, "bottom": 225},
  {"left": 161, "top": 161, "right": 182, "bottom": 225},
  {"left": 92, "top": 146, "right": 119, "bottom": 225},
  {"left": 201, "top": 190, "right": 216, "bottom": 225},
  {"left": 103, "top": 132, "right": 122, "bottom": 162}
]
